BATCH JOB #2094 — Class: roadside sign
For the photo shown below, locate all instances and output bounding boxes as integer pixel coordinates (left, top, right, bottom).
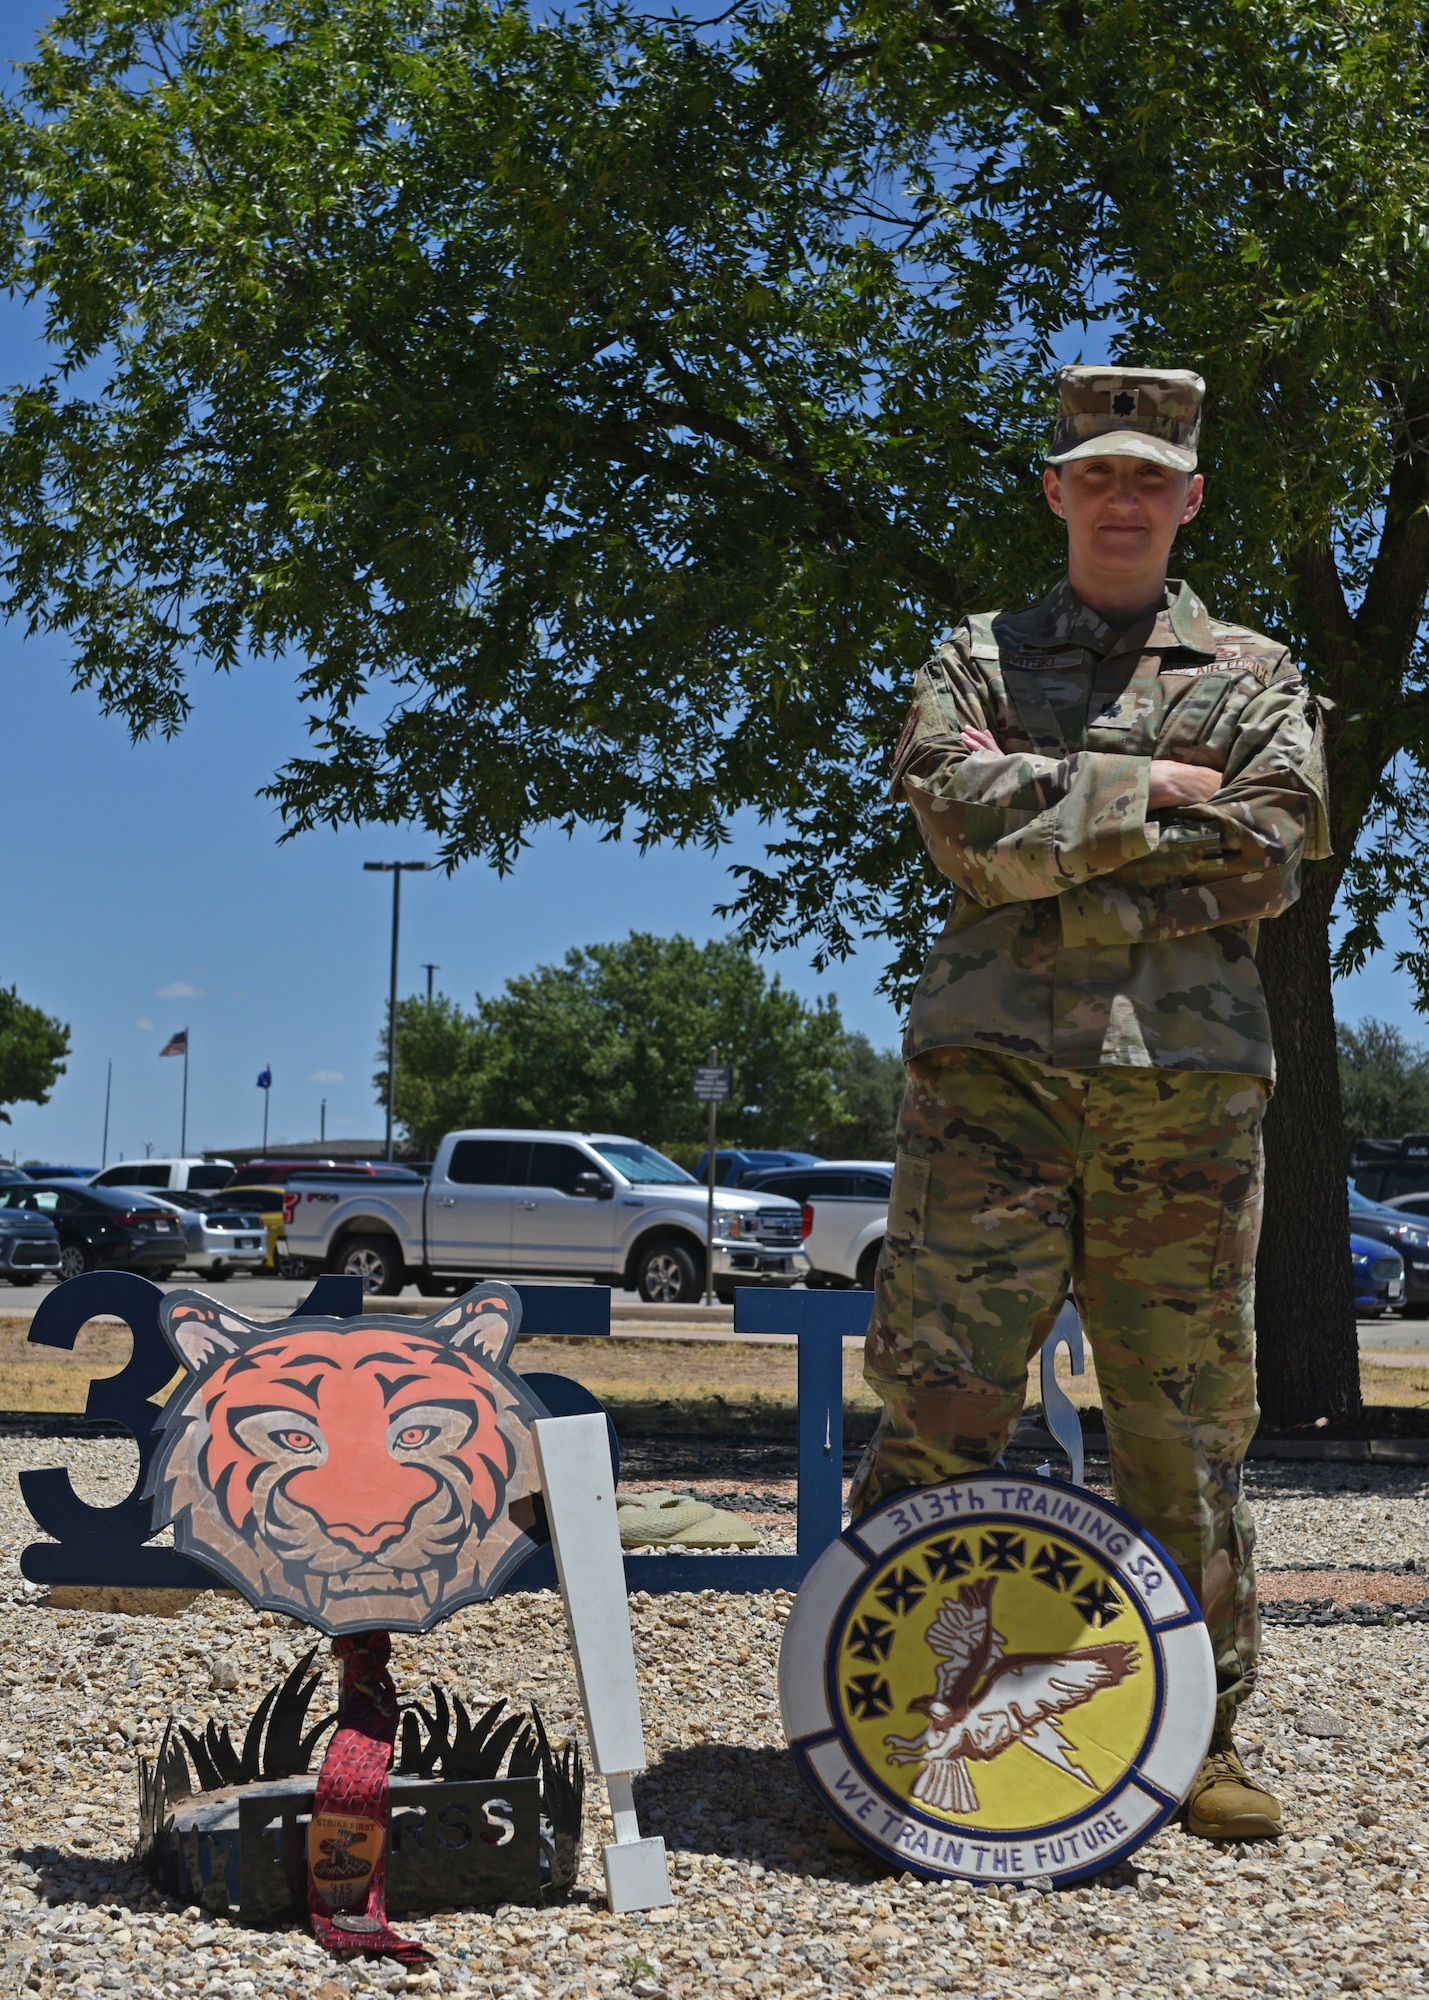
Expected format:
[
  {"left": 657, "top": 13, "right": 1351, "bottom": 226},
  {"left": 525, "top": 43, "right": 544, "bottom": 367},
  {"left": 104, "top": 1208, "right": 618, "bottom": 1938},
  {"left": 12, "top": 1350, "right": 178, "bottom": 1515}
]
[{"left": 693, "top": 1065, "right": 733, "bottom": 1103}]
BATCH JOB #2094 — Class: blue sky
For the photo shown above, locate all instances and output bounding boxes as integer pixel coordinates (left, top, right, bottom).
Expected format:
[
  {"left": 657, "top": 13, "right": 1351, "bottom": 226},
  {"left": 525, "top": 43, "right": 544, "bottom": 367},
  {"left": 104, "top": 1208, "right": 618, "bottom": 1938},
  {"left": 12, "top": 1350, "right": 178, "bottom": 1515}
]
[{"left": 0, "top": 3, "right": 1420, "bottom": 1167}]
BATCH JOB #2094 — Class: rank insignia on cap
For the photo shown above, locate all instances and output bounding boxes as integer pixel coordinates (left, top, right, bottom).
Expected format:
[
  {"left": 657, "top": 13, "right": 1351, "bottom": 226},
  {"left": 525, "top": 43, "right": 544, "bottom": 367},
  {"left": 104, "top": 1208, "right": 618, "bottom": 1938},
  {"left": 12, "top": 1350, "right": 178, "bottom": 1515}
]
[{"left": 1049, "top": 366, "right": 1204, "bottom": 472}]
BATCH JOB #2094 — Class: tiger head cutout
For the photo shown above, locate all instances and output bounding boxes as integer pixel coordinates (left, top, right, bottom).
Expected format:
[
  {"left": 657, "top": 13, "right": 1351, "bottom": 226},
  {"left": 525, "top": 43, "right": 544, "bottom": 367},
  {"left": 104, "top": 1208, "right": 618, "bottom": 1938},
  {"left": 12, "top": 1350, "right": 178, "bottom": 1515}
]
[{"left": 146, "top": 1283, "right": 549, "bottom": 1634}]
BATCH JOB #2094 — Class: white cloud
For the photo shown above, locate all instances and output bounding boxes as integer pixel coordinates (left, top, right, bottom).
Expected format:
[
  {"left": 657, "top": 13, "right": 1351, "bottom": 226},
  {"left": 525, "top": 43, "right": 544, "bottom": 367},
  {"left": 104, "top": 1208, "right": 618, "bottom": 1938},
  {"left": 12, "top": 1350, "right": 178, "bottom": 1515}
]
[
  {"left": 309, "top": 1069, "right": 345, "bottom": 1085},
  {"left": 156, "top": 981, "right": 204, "bottom": 1000},
  {"left": 135, "top": 1017, "right": 154, "bottom": 1032}
]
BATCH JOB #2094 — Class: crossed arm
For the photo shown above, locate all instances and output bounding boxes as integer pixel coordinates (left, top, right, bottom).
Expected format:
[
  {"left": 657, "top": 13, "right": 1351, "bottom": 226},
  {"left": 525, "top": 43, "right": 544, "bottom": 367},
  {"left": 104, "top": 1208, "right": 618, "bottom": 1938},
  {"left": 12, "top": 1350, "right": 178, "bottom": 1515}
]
[
  {"left": 958, "top": 725, "right": 1221, "bottom": 810},
  {"left": 898, "top": 671, "right": 1330, "bottom": 946}
]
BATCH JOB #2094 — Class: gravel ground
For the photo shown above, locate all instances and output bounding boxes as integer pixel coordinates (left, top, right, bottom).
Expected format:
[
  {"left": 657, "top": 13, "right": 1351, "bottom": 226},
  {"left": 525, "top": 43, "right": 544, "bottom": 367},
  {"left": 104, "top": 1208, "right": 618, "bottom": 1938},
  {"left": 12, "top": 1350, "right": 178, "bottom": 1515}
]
[{"left": 4, "top": 1441, "right": 1429, "bottom": 2000}]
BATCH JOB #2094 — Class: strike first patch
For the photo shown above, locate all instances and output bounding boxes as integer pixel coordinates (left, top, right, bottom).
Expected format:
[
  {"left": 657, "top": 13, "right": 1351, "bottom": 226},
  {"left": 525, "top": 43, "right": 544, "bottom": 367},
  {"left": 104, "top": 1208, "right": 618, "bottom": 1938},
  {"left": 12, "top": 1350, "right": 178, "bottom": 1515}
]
[{"left": 779, "top": 1475, "right": 1215, "bottom": 1884}]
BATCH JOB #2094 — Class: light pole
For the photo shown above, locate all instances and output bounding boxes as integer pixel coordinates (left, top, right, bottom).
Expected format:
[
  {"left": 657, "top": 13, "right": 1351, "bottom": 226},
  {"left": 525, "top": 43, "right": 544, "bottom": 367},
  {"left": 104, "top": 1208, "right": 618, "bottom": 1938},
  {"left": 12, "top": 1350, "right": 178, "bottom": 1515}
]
[
  {"left": 364, "top": 862, "right": 435, "bottom": 1161},
  {"left": 421, "top": 963, "right": 439, "bottom": 1004}
]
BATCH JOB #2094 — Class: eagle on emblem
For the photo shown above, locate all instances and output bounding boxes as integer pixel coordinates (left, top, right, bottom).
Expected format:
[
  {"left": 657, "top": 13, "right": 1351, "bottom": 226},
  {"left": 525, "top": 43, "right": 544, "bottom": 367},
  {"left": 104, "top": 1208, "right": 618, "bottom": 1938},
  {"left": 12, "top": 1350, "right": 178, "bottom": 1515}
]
[{"left": 881, "top": 1578, "right": 1139, "bottom": 1815}]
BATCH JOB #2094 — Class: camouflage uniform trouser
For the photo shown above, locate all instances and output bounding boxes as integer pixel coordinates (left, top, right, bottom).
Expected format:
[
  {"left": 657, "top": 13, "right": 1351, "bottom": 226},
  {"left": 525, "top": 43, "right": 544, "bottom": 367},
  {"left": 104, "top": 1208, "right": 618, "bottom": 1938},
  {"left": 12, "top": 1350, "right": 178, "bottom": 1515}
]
[{"left": 848, "top": 1045, "right": 1266, "bottom": 1725}]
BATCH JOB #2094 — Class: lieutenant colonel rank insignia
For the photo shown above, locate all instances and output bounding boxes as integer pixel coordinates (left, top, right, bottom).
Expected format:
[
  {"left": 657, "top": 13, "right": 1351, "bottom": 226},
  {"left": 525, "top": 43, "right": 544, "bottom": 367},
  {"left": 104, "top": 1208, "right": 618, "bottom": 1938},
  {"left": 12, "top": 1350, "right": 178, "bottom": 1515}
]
[{"left": 779, "top": 1475, "right": 1215, "bottom": 1884}]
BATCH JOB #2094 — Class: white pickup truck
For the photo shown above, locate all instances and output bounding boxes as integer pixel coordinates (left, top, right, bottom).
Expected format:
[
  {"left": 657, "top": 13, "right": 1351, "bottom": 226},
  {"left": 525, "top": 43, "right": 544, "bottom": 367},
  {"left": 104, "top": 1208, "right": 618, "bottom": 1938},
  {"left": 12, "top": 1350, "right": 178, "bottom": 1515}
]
[
  {"left": 743, "top": 1159, "right": 893, "bottom": 1293},
  {"left": 281, "top": 1128, "right": 806, "bottom": 1303}
]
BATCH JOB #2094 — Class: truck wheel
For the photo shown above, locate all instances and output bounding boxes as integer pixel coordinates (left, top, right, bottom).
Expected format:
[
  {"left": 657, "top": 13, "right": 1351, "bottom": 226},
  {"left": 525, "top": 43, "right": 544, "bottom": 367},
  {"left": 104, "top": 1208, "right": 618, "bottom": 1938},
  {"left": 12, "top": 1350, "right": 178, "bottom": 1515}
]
[
  {"left": 335, "top": 1234, "right": 405, "bottom": 1295},
  {"left": 635, "top": 1239, "right": 700, "bottom": 1305},
  {"left": 855, "top": 1244, "right": 882, "bottom": 1292},
  {"left": 207, "top": 1262, "right": 230, "bottom": 1282}
]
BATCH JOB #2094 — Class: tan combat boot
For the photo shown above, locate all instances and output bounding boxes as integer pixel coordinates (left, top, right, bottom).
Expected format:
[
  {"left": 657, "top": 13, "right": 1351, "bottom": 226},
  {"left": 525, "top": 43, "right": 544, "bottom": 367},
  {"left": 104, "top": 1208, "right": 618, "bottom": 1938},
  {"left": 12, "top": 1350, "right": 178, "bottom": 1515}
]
[{"left": 1184, "top": 1722, "right": 1282, "bottom": 1841}]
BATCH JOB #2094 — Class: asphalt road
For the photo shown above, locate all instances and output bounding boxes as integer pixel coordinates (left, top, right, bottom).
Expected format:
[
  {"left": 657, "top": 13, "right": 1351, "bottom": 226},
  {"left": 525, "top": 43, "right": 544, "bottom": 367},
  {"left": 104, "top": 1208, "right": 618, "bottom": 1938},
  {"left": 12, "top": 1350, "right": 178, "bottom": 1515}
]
[{"left": 4, "top": 1268, "right": 1426, "bottom": 1350}]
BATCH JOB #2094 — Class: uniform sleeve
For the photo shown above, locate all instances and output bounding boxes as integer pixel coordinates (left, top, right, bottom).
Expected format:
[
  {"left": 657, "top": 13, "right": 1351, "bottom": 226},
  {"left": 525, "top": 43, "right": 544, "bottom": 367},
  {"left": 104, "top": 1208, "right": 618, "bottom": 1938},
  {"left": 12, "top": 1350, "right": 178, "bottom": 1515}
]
[
  {"left": 894, "top": 640, "right": 1159, "bottom": 907},
  {"left": 1057, "top": 676, "right": 1331, "bottom": 948}
]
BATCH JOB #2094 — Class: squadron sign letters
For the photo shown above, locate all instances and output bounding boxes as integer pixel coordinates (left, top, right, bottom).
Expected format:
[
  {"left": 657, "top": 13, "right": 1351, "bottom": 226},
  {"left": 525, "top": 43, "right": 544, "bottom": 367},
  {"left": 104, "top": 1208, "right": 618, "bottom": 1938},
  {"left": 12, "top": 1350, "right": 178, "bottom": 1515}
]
[{"left": 780, "top": 1476, "right": 1216, "bottom": 1884}]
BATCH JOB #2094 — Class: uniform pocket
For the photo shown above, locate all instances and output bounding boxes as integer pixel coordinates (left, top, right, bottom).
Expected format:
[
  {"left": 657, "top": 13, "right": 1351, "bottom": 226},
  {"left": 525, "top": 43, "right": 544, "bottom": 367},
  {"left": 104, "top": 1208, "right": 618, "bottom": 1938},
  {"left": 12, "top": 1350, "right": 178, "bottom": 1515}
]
[
  {"left": 1210, "top": 1187, "right": 1263, "bottom": 1291},
  {"left": 887, "top": 1151, "right": 932, "bottom": 1250}
]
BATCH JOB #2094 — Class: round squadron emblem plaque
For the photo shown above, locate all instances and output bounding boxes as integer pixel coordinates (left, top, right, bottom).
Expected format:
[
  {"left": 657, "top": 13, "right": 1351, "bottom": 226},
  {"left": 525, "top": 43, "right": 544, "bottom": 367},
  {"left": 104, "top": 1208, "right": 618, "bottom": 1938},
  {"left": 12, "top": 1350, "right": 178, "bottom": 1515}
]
[{"left": 780, "top": 1476, "right": 1215, "bottom": 1884}]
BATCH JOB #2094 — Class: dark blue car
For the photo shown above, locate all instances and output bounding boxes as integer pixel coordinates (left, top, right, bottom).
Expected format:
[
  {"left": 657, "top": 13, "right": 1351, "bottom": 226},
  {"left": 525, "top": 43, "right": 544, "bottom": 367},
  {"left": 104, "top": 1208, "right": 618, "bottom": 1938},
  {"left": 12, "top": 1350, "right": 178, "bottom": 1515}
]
[
  {"left": 1348, "top": 1182, "right": 1429, "bottom": 1314},
  {"left": 694, "top": 1148, "right": 823, "bottom": 1188},
  {"left": 1351, "top": 1230, "right": 1403, "bottom": 1316}
]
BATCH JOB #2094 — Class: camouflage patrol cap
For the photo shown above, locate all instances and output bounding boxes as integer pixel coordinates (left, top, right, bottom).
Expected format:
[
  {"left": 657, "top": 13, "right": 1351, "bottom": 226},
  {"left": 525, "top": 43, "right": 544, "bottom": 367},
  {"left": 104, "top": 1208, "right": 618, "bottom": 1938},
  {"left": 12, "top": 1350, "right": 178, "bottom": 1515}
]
[{"left": 1048, "top": 366, "right": 1204, "bottom": 472}]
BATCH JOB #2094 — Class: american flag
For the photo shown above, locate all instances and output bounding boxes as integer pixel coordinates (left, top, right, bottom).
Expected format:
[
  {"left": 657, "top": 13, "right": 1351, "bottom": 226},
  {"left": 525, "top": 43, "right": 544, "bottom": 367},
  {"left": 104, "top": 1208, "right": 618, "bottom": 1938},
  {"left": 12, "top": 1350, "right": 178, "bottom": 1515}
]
[{"left": 160, "top": 1029, "right": 188, "bottom": 1057}]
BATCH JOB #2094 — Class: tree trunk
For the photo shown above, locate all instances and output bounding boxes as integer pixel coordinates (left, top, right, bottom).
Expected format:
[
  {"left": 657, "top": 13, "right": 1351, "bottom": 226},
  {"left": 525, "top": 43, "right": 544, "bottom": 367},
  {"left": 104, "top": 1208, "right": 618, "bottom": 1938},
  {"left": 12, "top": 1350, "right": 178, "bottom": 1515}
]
[{"left": 1254, "top": 863, "right": 1361, "bottom": 1427}]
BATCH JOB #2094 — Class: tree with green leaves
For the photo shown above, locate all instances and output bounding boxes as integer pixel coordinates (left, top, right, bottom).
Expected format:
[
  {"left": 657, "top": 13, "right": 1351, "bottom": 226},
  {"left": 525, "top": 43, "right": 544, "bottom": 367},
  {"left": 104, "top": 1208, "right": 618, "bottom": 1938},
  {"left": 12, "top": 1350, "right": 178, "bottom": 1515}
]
[
  {"left": 377, "top": 993, "right": 488, "bottom": 1156},
  {"left": 813, "top": 1034, "right": 905, "bottom": 1161},
  {"left": 5, "top": 0, "right": 1428, "bottom": 1418},
  {"left": 382, "top": 933, "right": 851, "bottom": 1154},
  {"left": 1338, "top": 1019, "right": 1429, "bottom": 1157},
  {"left": 0, "top": 986, "right": 69, "bottom": 1124}
]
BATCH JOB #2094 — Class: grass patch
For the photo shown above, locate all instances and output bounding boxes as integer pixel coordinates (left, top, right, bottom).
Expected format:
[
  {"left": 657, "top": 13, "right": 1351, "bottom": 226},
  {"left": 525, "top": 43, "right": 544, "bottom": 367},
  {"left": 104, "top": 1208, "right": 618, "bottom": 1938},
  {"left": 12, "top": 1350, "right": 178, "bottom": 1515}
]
[{"left": 3, "top": 1315, "right": 1422, "bottom": 1434}]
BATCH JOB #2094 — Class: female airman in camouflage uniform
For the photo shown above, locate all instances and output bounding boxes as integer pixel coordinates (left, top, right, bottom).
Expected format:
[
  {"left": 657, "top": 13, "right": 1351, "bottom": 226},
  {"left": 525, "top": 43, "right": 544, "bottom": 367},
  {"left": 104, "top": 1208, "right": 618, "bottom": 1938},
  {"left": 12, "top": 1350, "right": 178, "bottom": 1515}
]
[{"left": 852, "top": 366, "right": 1330, "bottom": 1840}]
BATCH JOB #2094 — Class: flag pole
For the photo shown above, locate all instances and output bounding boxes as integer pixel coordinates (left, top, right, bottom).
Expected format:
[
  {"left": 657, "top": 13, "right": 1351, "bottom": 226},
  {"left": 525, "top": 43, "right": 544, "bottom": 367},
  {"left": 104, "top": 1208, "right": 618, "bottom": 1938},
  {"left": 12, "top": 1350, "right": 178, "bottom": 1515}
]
[
  {"left": 101, "top": 1059, "right": 112, "bottom": 1169},
  {"left": 181, "top": 1030, "right": 189, "bottom": 1156},
  {"left": 262, "top": 1070, "right": 270, "bottom": 1151}
]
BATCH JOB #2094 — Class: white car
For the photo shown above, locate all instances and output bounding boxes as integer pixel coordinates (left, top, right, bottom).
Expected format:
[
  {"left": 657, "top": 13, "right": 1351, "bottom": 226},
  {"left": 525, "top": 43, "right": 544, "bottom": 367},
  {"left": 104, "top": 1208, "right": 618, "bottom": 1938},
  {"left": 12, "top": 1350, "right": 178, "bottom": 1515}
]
[
  {"left": 90, "top": 1156, "right": 237, "bottom": 1194},
  {"left": 746, "top": 1160, "right": 893, "bottom": 1292},
  {"left": 116, "top": 1188, "right": 267, "bottom": 1279},
  {"left": 281, "top": 1129, "right": 806, "bottom": 1302}
]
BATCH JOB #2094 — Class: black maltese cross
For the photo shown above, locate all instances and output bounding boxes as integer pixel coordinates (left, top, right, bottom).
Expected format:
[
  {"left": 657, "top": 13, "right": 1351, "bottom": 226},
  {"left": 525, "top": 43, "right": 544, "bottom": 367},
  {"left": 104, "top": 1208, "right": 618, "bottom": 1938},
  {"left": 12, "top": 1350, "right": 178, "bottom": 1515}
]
[
  {"left": 980, "top": 1531, "right": 1027, "bottom": 1573},
  {"left": 924, "top": 1536, "right": 974, "bottom": 1582},
  {"left": 1073, "top": 1578, "right": 1125, "bottom": 1627},
  {"left": 846, "top": 1615, "right": 895, "bottom": 1663},
  {"left": 873, "top": 1567, "right": 927, "bottom": 1617},
  {"left": 1031, "top": 1543, "right": 1082, "bottom": 1593},
  {"left": 845, "top": 1673, "right": 894, "bottom": 1720}
]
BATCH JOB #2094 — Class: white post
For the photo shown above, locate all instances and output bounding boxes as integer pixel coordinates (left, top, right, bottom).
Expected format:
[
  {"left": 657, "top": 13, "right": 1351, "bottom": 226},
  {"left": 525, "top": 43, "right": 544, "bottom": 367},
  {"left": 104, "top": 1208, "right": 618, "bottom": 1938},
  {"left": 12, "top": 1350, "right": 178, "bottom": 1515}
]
[{"left": 533, "top": 1414, "right": 673, "bottom": 1915}]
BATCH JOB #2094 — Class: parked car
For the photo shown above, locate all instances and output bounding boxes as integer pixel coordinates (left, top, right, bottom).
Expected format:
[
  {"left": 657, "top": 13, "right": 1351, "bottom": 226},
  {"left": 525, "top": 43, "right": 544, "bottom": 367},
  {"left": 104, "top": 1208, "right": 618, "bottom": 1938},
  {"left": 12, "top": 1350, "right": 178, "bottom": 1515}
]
[
  {"left": 223, "top": 1159, "right": 423, "bottom": 1189},
  {"left": 217, "top": 1183, "right": 297, "bottom": 1271},
  {"left": 280, "top": 1131, "right": 806, "bottom": 1302},
  {"left": 0, "top": 1166, "right": 31, "bottom": 1185},
  {"left": 22, "top": 1165, "right": 98, "bottom": 1181},
  {"left": 744, "top": 1161, "right": 893, "bottom": 1293},
  {"left": 90, "top": 1156, "right": 236, "bottom": 1194},
  {"left": 138, "top": 1190, "right": 268, "bottom": 1278},
  {"left": 1347, "top": 1183, "right": 1429, "bottom": 1316},
  {"left": 0, "top": 1182, "right": 186, "bottom": 1279},
  {"left": 1352, "top": 1231, "right": 1404, "bottom": 1316},
  {"left": 1350, "top": 1132, "right": 1429, "bottom": 1204},
  {"left": 693, "top": 1149, "right": 823, "bottom": 1189},
  {"left": 0, "top": 1201, "right": 61, "bottom": 1284}
]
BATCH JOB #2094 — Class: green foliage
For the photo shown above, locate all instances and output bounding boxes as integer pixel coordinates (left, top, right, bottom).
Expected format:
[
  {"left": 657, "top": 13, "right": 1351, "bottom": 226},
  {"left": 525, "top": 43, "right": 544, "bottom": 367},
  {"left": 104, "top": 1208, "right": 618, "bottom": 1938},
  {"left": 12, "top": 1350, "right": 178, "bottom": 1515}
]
[
  {"left": 5, "top": 0, "right": 1429, "bottom": 994},
  {"left": 0, "top": 986, "right": 69, "bottom": 1123},
  {"left": 376, "top": 993, "right": 488, "bottom": 1157},
  {"left": 1337, "top": 1018, "right": 1429, "bottom": 1153},
  {"left": 382, "top": 933, "right": 861, "bottom": 1153},
  {"left": 6, "top": 0, "right": 1429, "bottom": 1006},
  {"left": 813, "top": 1033, "right": 905, "bottom": 1160}
]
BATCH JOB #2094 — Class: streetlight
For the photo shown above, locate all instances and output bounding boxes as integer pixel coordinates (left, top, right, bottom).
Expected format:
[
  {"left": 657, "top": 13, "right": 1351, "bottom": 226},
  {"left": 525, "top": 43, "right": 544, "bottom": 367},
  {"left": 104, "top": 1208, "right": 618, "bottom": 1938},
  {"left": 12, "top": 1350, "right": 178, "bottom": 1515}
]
[{"left": 364, "top": 862, "right": 435, "bottom": 1161}]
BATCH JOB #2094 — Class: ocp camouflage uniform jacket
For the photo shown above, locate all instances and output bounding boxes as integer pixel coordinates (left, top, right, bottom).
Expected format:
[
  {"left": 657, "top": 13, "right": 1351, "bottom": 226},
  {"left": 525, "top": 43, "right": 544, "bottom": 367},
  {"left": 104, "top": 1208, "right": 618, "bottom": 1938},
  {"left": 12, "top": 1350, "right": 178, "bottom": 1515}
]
[{"left": 896, "top": 577, "right": 1331, "bottom": 1079}]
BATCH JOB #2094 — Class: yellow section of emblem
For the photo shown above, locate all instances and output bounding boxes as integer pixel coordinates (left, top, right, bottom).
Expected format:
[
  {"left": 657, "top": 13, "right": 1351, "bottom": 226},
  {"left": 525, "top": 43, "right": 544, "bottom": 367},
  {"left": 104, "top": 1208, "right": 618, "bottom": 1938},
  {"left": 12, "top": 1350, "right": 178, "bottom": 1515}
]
[{"left": 835, "top": 1526, "right": 1156, "bottom": 1833}]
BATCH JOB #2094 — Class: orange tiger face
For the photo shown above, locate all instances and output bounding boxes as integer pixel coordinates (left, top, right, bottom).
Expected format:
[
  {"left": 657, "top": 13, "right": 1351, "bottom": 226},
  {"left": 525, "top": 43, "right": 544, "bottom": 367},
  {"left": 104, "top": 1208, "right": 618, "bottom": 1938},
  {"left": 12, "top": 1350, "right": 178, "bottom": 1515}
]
[{"left": 148, "top": 1284, "right": 546, "bottom": 1632}]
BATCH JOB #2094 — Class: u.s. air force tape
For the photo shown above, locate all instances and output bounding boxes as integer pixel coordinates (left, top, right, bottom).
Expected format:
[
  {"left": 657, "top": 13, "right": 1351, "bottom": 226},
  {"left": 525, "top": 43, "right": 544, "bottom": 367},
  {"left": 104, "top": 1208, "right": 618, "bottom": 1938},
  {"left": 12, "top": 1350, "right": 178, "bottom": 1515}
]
[{"left": 780, "top": 1475, "right": 1215, "bottom": 1884}]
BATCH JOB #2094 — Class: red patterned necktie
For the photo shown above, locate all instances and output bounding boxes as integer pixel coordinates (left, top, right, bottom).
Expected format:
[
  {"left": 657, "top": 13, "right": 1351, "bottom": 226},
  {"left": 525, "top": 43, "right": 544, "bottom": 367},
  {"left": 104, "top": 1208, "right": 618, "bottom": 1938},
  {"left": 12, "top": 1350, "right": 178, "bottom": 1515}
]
[{"left": 306, "top": 1632, "right": 435, "bottom": 1966}]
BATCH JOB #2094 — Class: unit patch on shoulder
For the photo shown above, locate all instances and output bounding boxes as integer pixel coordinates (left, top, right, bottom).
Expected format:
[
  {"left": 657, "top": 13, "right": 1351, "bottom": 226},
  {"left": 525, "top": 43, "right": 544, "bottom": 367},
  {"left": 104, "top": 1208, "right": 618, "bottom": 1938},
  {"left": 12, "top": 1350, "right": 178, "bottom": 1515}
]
[{"left": 779, "top": 1476, "right": 1214, "bottom": 1884}]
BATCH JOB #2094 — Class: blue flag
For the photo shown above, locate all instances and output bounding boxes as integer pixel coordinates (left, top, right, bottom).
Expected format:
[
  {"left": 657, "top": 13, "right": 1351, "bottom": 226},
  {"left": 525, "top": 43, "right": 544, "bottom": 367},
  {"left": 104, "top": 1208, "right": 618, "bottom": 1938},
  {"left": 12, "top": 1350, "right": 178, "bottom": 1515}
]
[{"left": 257, "top": 1066, "right": 272, "bottom": 1090}]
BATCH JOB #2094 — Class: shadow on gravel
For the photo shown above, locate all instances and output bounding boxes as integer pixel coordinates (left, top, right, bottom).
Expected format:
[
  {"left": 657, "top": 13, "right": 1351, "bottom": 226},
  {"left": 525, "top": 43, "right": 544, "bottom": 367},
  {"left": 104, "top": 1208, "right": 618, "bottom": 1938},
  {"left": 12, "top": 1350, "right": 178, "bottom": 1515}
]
[
  {"left": 636, "top": 1742, "right": 884, "bottom": 1876},
  {"left": 15, "top": 1843, "right": 157, "bottom": 1912}
]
